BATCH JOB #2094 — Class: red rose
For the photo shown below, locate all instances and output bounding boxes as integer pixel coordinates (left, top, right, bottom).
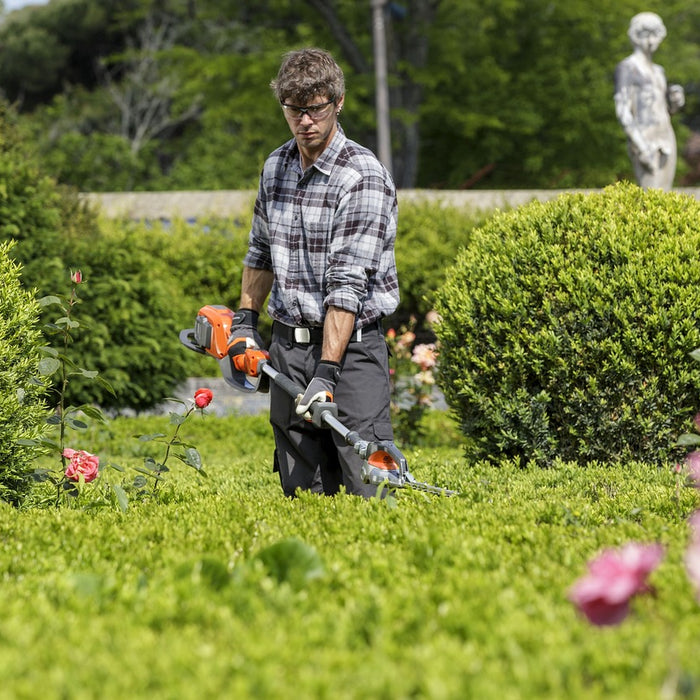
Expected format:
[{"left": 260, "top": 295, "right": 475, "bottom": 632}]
[
  {"left": 71, "top": 269, "right": 83, "bottom": 284},
  {"left": 194, "top": 388, "right": 213, "bottom": 408}
]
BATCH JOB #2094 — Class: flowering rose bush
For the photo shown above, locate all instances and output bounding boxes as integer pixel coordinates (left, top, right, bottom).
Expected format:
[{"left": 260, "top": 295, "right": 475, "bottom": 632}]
[
  {"left": 26, "top": 270, "right": 209, "bottom": 510},
  {"left": 386, "top": 314, "right": 441, "bottom": 446},
  {"left": 568, "top": 543, "right": 665, "bottom": 626},
  {"left": 63, "top": 448, "right": 99, "bottom": 483},
  {"left": 130, "top": 389, "right": 211, "bottom": 496}
]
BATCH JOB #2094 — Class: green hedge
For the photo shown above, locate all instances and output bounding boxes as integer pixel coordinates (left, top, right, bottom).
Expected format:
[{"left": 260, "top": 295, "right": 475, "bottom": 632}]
[
  {"left": 0, "top": 241, "right": 48, "bottom": 504},
  {"left": 434, "top": 182, "right": 700, "bottom": 467},
  {"left": 393, "top": 200, "right": 489, "bottom": 333},
  {"left": 7, "top": 415, "right": 700, "bottom": 698}
]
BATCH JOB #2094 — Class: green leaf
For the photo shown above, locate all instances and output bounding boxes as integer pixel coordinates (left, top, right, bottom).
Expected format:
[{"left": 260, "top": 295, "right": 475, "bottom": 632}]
[
  {"left": 38, "top": 295, "right": 63, "bottom": 308},
  {"left": 690, "top": 348, "right": 700, "bottom": 362},
  {"left": 66, "top": 416, "right": 88, "bottom": 431},
  {"left": 136, "top": 433, "right": 166, "bottom": 442},
  {"left": 38, "top": 357, "right": 61, "bottom": 376},
  {"left": 112, "top": 484, "right": 129, "bottom": 512},
  {"left": 74, "top": 405, "right": 108, "bottom": 423},
  {"left": 179, "top": 447, "right": 202, "bottom": 471},
  {"left": 55, "top": 316, "right": 80, "bottom": 329},
  {"left": 134, "top": 466, "right": 164, "bottom": 480},
  {"left": 94, "top": 375, "right": 116, "bottom": 396},
  {"left": 29, "top": 469, "right": 52, "bottom": 482},
  {"left": 677, "top": 433, "right": 700, "bottom": 447},
  {"left": 169, "top": 412, "right": 188, "bottom": 426},
  {"left": 254, "top": 538, "right": 324, "bottom": 591},
  {"left": 79, "top": 369, "right": 99, "bottom": 379},
  {"left": 46, "top": 414, "right": 61, "bottom": 425}
]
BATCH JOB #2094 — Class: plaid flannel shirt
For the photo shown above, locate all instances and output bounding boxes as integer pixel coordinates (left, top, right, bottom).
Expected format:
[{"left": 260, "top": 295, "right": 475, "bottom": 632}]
[{"left": 243, "top": 127, "right": 400, "bottom": 329}]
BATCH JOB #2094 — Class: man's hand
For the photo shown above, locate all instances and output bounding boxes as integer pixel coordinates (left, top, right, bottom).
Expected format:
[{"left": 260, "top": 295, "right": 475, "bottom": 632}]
[
  {"left": 227, "top": 308, "right": 268, "bottom": 393},
  {"left": 295, "top": 361, "right": 341, "bottom": 420},
  {"left": 228, "top": 308, "right": 264, "bottom": 354}
]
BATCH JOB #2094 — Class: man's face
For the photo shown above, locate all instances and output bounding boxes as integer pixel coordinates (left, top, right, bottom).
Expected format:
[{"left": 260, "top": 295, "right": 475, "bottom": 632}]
[{"left": 281, "top": 94, "right": 345, "bottom": 163}]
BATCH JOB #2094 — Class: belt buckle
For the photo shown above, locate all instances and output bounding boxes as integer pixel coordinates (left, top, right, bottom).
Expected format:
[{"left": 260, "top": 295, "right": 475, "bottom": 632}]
[{"left": 294, "top": 327, "right": 311, "bottom": 343}]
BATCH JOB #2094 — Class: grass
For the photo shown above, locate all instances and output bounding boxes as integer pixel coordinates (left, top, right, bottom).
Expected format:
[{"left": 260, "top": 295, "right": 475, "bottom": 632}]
[{"left": 3, "top": 411, "right": 700, "bottom": 699}]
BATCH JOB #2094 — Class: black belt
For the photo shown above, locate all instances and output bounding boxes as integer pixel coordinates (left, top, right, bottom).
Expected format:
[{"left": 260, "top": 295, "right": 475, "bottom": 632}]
[{"left": 272, "top": 320, "right": 381, "bottom": 345}]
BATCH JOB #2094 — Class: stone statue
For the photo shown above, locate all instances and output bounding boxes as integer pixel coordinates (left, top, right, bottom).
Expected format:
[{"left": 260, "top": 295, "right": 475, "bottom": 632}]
[{"left": 614, "top": 12, "right": 685, "bottom": 190}]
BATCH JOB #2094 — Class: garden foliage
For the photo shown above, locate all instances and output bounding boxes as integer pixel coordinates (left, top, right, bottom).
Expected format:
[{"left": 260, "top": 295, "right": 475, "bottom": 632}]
[
  {"left": 435, "top": 182, "right": 700, "bottom": 467},
  {"left": 0, "top": 241, "right": 48, "bottom": 504},
  {"left": 6, "top": 414, "right": 700, "bottom": 698},
  {"left": 393, "top": 200, "right": 488, "bottom": 334}
]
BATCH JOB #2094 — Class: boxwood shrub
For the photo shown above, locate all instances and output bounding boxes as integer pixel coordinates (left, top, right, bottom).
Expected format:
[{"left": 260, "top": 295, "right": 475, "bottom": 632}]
[
  {"left": 434, "top": 182, "right": 700, "bottom": 467},
  {"left": 0, "top": 241, "right": 48, "bottom": 504}
]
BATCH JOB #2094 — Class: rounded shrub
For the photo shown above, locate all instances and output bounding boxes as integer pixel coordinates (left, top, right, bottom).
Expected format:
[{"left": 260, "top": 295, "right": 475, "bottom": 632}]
[
  {"left": 434, "top": 182, "right": 700, "bottom": 467},
  {"left": 0, "top": 241, "right": 48, "bottom": 505}
]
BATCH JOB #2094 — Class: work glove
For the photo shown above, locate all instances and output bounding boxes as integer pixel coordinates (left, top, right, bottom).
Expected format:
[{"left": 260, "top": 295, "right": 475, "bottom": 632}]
[
  {"left": 227, "top": 308, "right": 269, "bottom": 392},
  {"left": 228, "top": 308, "right": 264, "bottom": 352},
  {"left": 295, "top": 360, "right": 341, "bottom": 421}
]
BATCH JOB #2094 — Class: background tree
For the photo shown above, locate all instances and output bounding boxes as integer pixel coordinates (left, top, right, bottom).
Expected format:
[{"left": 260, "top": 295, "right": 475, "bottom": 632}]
[{"left": 2, "top": 0, "right": 700, "bottom": 190}]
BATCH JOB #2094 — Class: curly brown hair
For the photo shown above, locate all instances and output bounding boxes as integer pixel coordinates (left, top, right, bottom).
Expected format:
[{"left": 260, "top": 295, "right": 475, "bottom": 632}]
[{"left": 270, "top": 48, "right": 345, "bottom": 104}]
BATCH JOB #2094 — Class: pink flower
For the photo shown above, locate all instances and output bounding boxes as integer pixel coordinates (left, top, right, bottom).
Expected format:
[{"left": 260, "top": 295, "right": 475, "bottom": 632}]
[
  {"left": 70, "top": 269, "right": 83, "bottom": 284},
  {"left": 411, "top": 343, "right": 437, "bottom": 371},
  {"left": 396, "top": 331, "right": 416, "bottom": 349},
  {"left": 685, "top": 540, "right": 700, "bottom": 602},
  {"left": 686, "top": 450, "right": 700, "bottom": 487},
  {"left": 63, "top": 448, "right": 99, "bottom": 483},
  {"left": 194, "top": 388, "right": 213, "bottom": 408},
  {"left": 568, "top": 542, "right": 664, "bottom": 626},
  {"left": 386, "top": 328, "right": 396, "bottom": 340},
  {"left": 425, "top": 310, "right": 441, "bottom": 325},
  {"left": 694, "top": 412, "right": 700, "bottom": 432},
  {"left": 689, "top": 510, "right": 700, "bottom": 541}
]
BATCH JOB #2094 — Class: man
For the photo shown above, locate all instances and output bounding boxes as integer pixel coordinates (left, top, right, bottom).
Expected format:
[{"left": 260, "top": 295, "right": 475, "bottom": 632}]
[
  {"left": 614, "top": 12, "right": 685, "bottom": 190},
  {"left": 230, "top": 48, "right": 399, "bottom": 498}
]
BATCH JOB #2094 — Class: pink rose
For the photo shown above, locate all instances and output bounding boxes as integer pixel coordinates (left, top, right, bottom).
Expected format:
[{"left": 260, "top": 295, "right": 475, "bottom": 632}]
[
  {"left": 194, "top": 388, "right": 213, "bottom": 408},
  {"left": 568, "top": 542, "right": 664, "bottom": 626},
  {"left": 425, "top": 310, "right": 441, "bottom": 325},
  {"left": 685, "top": 540, "right": 700, "bottom": 602},
  {"left": 63, "top": 448, "right": 99, "bottom": 483},
  {"left": 689, "top": 510, "right": 700, "bottom": 540},
  {"left": 70, "top": 269, "right": 83, "bottom": 284},
  {"left": 686, "top": 450, "right": 700, "bottom": 487},
  {"left": 411, "top": 343, "right": 437, "bottom": 371}
]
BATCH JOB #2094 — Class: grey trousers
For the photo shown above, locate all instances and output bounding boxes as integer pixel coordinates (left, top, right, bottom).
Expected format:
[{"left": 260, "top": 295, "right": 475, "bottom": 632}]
[{"left": 268, "top": 325, "right": 393, "bottom": 498}]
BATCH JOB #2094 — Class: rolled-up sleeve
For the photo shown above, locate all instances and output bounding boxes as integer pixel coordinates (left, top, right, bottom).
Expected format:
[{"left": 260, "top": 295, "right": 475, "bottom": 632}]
[{"left": 324, "top": 171, "right": 393, "bottom": 314}]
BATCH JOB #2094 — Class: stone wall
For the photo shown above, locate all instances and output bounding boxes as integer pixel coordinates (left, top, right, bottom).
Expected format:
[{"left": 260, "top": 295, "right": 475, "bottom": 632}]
[{"left": 80, "top": 187, "right": 700, "bottom": 220}]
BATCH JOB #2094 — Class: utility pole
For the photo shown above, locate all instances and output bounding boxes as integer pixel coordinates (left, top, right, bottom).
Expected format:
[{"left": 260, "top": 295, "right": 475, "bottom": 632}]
[{"left": 371, "top": 0, "right": 393, "bottom": 175}]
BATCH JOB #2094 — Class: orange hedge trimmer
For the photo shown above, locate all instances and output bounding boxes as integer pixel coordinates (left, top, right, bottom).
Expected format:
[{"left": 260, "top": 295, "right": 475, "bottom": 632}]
[{"left": 180, "top": 305, "right": 456, "bottom": 496}]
